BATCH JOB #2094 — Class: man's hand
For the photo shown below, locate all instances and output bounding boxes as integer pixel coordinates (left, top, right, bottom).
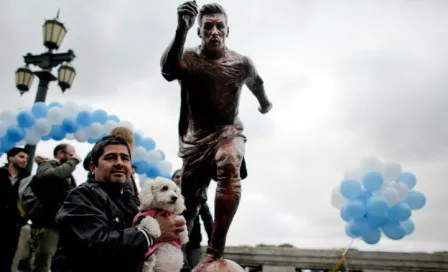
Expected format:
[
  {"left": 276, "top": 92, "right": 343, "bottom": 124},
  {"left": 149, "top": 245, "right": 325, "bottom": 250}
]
[
  {"left": 177, "top": 1, "right": 198, "bottom": 32},
  {"left": 258, "top": 101, "right": 272, "bottom": 114},
  {"left": 153, "top": 212, "right": 186, "bottom": 242},
  {"left": 71, "top": 154, "right": 82, "bottom": 163}
]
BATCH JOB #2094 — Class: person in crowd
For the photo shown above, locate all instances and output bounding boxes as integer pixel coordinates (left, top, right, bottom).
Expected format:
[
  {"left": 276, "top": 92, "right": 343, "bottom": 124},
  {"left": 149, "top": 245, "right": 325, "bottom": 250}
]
[
  {"left": 172, "top": 169, "right": 213, "bottom": 268},
  {"left": 83, "top": 126, "right": 138, "bottom": 196},
  {"left": 52, "top": 135, "right": 187, "bottom": 271},
  {"left": 0, "top": 147, "right": 29, "bottom": 272},
  {"left": 29, "top": 144, "right": 80, "bottom": 272}
]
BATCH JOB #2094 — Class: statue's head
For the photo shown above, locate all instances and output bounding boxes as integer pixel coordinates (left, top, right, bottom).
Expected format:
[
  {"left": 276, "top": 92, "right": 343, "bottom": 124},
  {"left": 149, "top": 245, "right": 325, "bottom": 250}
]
[{"left": 197, "top": 3, "right": 229, "bottom": 54}]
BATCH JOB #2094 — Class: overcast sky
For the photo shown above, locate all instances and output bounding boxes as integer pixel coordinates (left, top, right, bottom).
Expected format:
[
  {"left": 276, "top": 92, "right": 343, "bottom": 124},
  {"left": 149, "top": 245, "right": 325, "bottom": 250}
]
[{"left": 1, "top": 0, "right": 447, "bottom": 253}]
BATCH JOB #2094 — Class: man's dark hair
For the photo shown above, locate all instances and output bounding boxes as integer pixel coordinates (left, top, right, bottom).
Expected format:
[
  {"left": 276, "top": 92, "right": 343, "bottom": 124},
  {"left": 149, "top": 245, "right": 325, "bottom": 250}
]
[
  {"left": 53, "top": 143, "right": 68, "bottom": 158},
  {"left": 6, "top": 147, "right": 28, "bottom": 162},
  {"left": 198, "top": 3, "right": 228, "bottom": 26},
  {"left": 90, "top": 135, "right": 131, "bottom": 166}
]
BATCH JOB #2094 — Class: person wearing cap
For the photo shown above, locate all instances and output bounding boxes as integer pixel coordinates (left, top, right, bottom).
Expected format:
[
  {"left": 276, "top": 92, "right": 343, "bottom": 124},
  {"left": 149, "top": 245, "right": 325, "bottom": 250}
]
[{"left": 0, "top": 147, "right": 30, "bottom": 271}]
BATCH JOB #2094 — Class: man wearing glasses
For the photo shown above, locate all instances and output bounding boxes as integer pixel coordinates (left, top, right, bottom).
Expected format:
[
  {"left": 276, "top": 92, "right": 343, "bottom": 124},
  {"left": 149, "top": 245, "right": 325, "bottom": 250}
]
[{"left": 28, "top": 143, "right": 81, "bottom": 272}]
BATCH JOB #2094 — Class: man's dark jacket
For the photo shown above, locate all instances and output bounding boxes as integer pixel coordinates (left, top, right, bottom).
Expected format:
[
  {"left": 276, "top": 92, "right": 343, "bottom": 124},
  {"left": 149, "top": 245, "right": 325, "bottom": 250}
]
[
  {"left": 52, "top": 181, "right": 148, "bottom": 272},
  {"left": 31, "top": 156, "right": 78, "bottom": 229},
  {"left": 0, "top": 164, "right": 29, "bottom": 229}
]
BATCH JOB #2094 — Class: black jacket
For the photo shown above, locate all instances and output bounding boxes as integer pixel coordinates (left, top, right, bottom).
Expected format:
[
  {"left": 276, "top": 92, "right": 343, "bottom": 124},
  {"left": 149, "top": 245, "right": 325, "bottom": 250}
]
[
  {"left": 52, "top": 181, "right": 149, "bottom": 272},
  {"left": 31, "top": 156, "right": 78, "bottom": 229},
  {"left": 0, "top": 165, "right": 29, "bottom": 230}
]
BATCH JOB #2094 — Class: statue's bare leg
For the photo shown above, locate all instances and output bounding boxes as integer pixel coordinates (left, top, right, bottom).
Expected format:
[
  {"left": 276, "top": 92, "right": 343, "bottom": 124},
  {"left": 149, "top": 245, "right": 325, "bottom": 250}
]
[{"left": 198, "top": 138, "right": 245, "bottom": 266}]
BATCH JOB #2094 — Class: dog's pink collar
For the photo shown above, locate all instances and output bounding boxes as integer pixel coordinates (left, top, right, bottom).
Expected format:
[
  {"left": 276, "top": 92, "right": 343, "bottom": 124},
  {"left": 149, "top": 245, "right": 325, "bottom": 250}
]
[{"left": 133, "top": 209, "right": 182, "bottom": 258}]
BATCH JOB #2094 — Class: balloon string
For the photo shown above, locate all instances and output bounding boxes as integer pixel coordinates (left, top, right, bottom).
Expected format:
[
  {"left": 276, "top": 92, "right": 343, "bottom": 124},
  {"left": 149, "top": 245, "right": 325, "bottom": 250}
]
[{"left": 332, "top": 238, "right": 356, "bottom": 272}]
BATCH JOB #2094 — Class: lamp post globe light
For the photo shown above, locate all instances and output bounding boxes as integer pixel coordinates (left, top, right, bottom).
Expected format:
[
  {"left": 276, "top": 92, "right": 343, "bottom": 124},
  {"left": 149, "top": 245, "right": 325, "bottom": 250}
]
[{"left": 15, "top": 10, "right": 77, "bottom": 173}]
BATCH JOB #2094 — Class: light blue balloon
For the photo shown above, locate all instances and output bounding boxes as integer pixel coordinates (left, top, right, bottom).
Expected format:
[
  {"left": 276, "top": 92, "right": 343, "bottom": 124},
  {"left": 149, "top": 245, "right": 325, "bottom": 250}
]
[
  {"left": 382, "top": 221, "right": 406, "bottom": 240},
  {"left": 401, "top": 219, "right": 415, "bottom": 235},
  {"left": 396, "top": 172, "right": 417, "bottom": 190},
  {"left": 6, "top": 125, "right": 25, "bottom": 142},
  {"left": 158, "top": 150, "right": 166, "bottom": 160},
  {"left": 140, "top": 137, "right": 156, "bottom": 151},
  {"left": 345, "top": 223, "right": 357, "bottom": 238},
  {"left": 362, "top": 227, "right": 381, "bottom": 245},
  {"left": 347, "top": 219, "right": 370, "bottom": 237},
  {"left": 31, "top": 102, "right": 48, "bottom": 118},
  {"left": 357, "top": 189, "right": 372, "bottom": 204},
  {"left": 76, "top": 111, "right": 92, "bottom": 127},
  {"left": 146, "top": 163, "right": 161, "bottom": 179},
  {"left": 387, "top": 202, "right": 412, "bottom": 221},
  {"left": 405, "top": 191, "right": 426, "bottom": 210},
  {"left": 344, "top": 200, "right": 365, "bottom": 219},
  {"left": 49, "top": 125, "right": 66, "bottom": 141},
  {"left": 91, "top": 109, "right": 108, "bottom": 125},
  {"left": 365, "top": 214, "right": 389, "bottom": 228},
  {"left": 340, "top": 179, "right": 362, "bottom": 200},
  {"left": 133, "top": 133, "right": 142, "bottom": 146},
  {"left": 108, "top": 114, "right": 120, "bottom": 123},
  {"left": 17, "top": 111, "right": 36, "bottom": 128},
  {"left": 61, "top": 118, "right": 78, "bottom": 134},
  {"left": 134, "top": 161, "right": 150, "bottom": 175},
  {"left": 362, "top": 171, "right": 384, "bottom": 192},
  {"left": 340, "top": 206, "right": 351, "bottom": 222},
  {"left": 366, "top": 195, "right": 389, "bottom": 217}
]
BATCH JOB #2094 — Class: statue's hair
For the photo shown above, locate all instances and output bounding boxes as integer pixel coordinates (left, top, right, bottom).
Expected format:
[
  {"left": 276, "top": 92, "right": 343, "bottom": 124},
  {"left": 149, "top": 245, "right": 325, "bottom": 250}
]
[{"left": 198, "top": 3, "right": 228, "bottom": 25}]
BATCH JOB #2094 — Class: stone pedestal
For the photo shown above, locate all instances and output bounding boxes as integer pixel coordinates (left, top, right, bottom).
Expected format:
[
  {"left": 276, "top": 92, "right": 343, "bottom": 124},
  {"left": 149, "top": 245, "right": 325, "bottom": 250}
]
[{"left": 262, "top": 265, "right": 296, "bottom": 272}]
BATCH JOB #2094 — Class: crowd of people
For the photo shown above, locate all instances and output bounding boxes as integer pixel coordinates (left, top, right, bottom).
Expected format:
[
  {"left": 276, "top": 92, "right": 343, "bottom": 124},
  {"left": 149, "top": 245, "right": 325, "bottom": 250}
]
[{"left": 0, "top": 126, "right": 213, "bottom": 272}]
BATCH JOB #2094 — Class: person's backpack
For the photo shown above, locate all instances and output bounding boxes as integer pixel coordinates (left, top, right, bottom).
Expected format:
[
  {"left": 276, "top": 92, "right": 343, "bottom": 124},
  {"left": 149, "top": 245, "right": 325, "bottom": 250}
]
[{"left": 18, "top": 175, "right": 40, "bottom": 219}]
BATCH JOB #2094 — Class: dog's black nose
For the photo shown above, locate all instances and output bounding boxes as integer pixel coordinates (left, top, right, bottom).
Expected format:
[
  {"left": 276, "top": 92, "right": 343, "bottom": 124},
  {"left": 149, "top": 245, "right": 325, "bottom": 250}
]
[{"left": 171, "top": 196, "right": 178, "bottom": 203}]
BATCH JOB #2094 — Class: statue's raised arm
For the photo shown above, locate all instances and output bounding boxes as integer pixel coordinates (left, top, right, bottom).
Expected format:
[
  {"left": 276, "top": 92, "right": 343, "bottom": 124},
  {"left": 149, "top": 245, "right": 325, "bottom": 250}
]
[{"left": 160, "top": 1, "right": 198, "bottom": 81}]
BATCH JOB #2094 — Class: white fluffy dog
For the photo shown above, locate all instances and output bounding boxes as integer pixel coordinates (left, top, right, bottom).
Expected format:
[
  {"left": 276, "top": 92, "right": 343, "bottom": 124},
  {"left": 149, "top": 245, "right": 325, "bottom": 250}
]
[{"left": 134, "top": 177, "right": 189, "bottom": 272}]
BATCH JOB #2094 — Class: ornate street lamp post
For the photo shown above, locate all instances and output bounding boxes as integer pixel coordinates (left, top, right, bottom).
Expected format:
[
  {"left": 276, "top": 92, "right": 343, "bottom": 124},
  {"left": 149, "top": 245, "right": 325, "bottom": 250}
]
[{"left": 15, "top": 10, "right": 77, "bottom": 173}]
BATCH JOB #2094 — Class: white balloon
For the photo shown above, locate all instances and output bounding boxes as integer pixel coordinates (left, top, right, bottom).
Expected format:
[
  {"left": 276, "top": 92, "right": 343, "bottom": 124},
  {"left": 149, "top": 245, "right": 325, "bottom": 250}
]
[
  {"left": 17, "top": 140, "right": 26, "bottom": 146},
  {"left": 90, "top": 123, "right": 103, "bottom": 138},
  {"left": 74, "top": 127, "right": 90, "bottom": 142},
  {"left": 146, "top": 150, "right": 162, "bottom": 163},
  {"left": 360, "top": 156, "right": 383, "bottom": 173},
  {"left": 63, "top": 101, "right": 80, "bottom": 117},
  {"left": 380, "top": 185, "right": 399, "bottom": 206},
  {"left": 34, "top": 118, "right": 52, "bottom": 135},
  {"left": 381, "top": 162, "right": 402, "bottom": 183},
  {"left": 393, "top": 182, "right": 409, "bottom": 202},
  {"left": 118, "top": 120, "right": 133, "bottom": 131},
  {"left": 66, "top": 133, "right": 75, "bottom": 140},
  {"left": 344, "top": 168, "right": 363, "bottom": 181},
  {"left": 24, "top": 128, "right": 41, "bottom": 145},
  {"left": 47, "top": 107, "right": 64, "bottom": 125},
  {"left": 159, "top": 160, "right": 173, "bottom": 173},
  {"left": 331, "top": 186, "right": 347, "bottom": 210},
  {"left": 0, "top": 121, "right": 7, "bottom": 137},
  {"left": 103, "top": 120, "right": 118, "bottom": 134},
  {"left": 78, "top": 104, "right": 94, "bottom": 112},
  {"left": 0, "top": 109, "right": 18, "bottom": 125},
  {"left": 132, "top": 146, "right": 147, "bottom": 161}
]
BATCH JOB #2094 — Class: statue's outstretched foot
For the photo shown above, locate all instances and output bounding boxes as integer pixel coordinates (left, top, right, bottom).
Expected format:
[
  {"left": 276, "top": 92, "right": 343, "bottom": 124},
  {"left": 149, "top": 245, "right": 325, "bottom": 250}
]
[{"left": 192, "top": 255, "right": 244, "bottom": 272}]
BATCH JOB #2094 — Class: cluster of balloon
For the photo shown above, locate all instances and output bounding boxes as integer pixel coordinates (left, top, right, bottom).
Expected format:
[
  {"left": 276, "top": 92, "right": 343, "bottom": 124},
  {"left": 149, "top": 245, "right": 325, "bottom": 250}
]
[
  {"left": 0, "top": 101, "right": 173, "bottom": 181},
  {"left": 331, "top": 157, "right": 426, "bottom": 245}
]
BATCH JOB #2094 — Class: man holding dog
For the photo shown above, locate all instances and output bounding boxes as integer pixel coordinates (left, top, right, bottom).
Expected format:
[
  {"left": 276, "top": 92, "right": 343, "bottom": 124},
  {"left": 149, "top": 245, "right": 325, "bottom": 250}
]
[
  {"left": 52, "top": 135, "right": 186, "bottom": 271},
  {"left": 160, "top": 1, "right": 272, "bottom": 270}
]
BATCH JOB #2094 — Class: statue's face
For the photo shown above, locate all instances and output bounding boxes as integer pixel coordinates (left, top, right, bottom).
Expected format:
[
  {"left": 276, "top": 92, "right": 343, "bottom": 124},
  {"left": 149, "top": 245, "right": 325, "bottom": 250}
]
[{"left": 199, "top": 13, "right": 228, "bottom": 53}]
